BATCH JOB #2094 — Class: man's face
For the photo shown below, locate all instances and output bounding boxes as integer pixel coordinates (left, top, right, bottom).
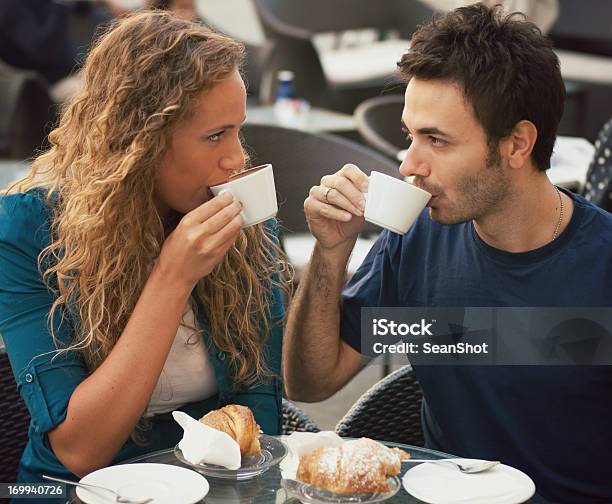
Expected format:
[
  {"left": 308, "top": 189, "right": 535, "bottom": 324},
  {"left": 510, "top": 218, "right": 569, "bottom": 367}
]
[{"left": 399, "top": 78, "right": 509, "bottom": 225}]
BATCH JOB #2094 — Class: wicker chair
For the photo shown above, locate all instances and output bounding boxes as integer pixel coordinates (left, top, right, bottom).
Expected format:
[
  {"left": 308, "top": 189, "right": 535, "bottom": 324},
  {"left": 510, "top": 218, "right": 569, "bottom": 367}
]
[
  {"left": 281, "top": 399, "right": 320, "bottom": 435},
  {"left": 582, "top": 117, "right": 612, "bottom": 212},
  {"left": 0, "top": 350, "right": 30, "bottom": 482},
  {"left": 355, "top": 94, "right": 407, "bottom": 160},
  {"left": 335, "top": 365, "right": 424, "bottom": 446}
]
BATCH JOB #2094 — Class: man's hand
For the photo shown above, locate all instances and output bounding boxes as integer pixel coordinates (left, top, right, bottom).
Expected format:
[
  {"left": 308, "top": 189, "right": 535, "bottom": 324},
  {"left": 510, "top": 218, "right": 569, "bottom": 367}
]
[{"left": 304, "top": 164, "right": 369, "bottom": 251}]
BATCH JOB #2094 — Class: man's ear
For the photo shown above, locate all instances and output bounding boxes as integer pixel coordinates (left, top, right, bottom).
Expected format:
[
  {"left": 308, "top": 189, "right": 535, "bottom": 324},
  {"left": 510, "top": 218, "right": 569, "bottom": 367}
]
[{"left": 499, "top": 120, "right": 538, "bottom": 169}]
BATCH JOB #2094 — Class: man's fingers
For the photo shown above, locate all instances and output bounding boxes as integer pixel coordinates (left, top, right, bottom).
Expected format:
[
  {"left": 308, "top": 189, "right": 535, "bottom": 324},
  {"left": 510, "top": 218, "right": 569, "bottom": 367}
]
[
  {"left": 316, "top": 185, "right": 363, "bottom": 216},
  {"left": 339, "top": 164, "right": 370, "bottom": 193},
  {"left": 305, "top": 197, "right": 353, "bottom": 222}
]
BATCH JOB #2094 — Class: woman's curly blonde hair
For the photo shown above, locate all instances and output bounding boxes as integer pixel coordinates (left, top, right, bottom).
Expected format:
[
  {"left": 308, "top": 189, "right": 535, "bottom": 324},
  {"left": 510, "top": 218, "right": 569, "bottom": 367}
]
[{"left": 4, "top": 11, "right": 291, "bottom": 389}]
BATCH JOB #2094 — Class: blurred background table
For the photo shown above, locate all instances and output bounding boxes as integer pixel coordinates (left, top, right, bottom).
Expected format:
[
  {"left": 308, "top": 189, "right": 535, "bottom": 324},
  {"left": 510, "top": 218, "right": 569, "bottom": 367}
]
[{"left": 247, "top": 105, "right": 356, "bottom": 134}]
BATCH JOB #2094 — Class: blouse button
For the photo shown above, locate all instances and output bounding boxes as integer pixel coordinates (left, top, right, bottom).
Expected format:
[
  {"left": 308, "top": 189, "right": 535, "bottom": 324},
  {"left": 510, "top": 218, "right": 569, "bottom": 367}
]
[{"left": 24, "top": 373, "right": 34, "bottom": 383}]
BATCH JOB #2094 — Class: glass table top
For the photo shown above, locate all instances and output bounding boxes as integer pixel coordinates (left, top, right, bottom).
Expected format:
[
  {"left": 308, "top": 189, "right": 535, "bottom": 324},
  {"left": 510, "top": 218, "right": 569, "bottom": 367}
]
[{"left": 67, "top": 438, "right": 547, "bottom": 503}]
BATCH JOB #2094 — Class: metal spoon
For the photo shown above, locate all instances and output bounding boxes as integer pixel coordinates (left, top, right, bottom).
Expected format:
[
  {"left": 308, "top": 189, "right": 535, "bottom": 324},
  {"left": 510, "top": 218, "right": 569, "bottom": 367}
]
[
  {"left": 42, "top": 474, "right": 154, "bottom": 503},
  {"left": 402, "top": 459, "right": 500, "bottom": 474}
]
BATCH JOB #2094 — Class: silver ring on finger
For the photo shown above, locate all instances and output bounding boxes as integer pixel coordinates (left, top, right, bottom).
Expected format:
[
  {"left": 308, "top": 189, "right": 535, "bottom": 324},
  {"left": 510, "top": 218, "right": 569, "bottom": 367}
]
[{"left": 323, "top": 186, "right": 334, "bottom": 204}]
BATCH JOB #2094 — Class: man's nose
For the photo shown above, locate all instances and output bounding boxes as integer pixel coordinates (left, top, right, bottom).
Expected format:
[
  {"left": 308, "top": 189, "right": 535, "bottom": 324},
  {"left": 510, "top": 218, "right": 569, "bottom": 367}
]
[{"left": 399, "top": 142, "right": 430, "bottom": 178}]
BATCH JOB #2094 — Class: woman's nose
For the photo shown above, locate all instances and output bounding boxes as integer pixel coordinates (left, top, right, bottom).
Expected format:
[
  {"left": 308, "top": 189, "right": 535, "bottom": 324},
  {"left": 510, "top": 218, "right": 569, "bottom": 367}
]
[{"left": 220, "top": 137, "right": 246, "bottom": 172}]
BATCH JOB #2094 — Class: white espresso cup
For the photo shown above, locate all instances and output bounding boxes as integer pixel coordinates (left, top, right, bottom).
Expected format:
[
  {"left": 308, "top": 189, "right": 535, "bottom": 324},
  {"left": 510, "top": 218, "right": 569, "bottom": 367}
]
[
  {"left": 210, "top": 163, "right": 278, "bottom": 228},
  {"left": 364, "top": 171, "right": 432, "bottom": 234}
]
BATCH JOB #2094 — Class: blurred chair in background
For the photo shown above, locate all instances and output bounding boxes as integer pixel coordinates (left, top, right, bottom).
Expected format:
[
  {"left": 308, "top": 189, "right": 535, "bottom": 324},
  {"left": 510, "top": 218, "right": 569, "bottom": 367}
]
[
  {"left": 242, "top": 123, "right": 400, "bottom": 235},
  {"left": 582, "top": 118, "right": 612, "bottom": 212},
  {"left": 196, "top": 0, "right": 272, "bottom": 102},
  {"left": 548, "top": 0, "right": 612, "bottom": 140},
  {"left": 281, "top": 399, "right": 320, "bottom": 435},
  {"left": 241, "top": 123, "right": 401, "bottom": 276},
  {"left": 253, "top": 0, "right": 434, "bottom": 113},
  {"left": 0, "top": 61, "right": 54, "bottom": 160},
  {"left": 355, "top": 94, "right": 407, "bottom": 160},
  {"left": 0, "top": 349, "right": 30, "bottom": 483},
  {"left": 0, "top": 0, "right": 83, "bottom": 103}
]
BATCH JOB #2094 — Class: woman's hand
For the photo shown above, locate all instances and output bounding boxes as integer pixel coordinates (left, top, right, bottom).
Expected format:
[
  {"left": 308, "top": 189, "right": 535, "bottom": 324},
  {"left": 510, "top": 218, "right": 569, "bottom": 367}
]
[
  {"left": 304, "top": 164, "right": 369, "bottom": 251},
  {"left": 157, "top": 191, "right": 243, "bottom": 289}
]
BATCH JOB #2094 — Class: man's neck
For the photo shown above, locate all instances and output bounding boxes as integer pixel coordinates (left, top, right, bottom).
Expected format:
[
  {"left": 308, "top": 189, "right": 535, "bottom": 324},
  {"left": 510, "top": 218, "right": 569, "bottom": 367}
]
[{"left": 473, "top": 173, "right": 574, "bottom": 253}]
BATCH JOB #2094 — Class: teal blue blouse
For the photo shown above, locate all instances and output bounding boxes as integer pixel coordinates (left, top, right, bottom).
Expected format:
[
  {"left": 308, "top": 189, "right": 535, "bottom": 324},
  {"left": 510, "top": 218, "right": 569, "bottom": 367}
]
[{"left": 0, "top": 189, "right": 284, "bottom": 486}]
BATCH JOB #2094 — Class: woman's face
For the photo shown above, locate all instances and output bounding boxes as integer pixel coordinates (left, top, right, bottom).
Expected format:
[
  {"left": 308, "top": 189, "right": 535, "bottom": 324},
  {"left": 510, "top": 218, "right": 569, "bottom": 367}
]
[{"left": 155, "top": 69, "right": 247, "bottom": 220}]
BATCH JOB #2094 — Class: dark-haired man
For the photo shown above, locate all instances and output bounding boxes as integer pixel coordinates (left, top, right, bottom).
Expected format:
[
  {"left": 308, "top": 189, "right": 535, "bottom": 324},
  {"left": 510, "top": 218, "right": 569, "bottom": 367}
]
[{"left": 284, "top": 4, "right": 612, "bottom": 503}]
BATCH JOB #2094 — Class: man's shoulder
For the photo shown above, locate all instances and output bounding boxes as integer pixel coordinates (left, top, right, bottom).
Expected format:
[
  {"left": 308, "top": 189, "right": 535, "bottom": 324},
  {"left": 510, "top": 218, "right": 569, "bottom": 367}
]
[{"left": 572, "top": 192, "right": 612, "bottom": 238}]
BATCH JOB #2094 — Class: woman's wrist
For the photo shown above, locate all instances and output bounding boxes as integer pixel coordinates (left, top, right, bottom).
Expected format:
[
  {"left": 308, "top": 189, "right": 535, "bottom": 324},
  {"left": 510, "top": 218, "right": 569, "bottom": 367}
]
[{"left": 149, "top": 261, "right": 196, "bottom": 300}]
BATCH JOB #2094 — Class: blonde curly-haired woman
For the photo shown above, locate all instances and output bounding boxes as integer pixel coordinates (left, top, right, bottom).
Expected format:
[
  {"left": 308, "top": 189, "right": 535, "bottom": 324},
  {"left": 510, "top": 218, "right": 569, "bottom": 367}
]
[{"left": 0, "top": 11, "right": 290, "bottom": 484}]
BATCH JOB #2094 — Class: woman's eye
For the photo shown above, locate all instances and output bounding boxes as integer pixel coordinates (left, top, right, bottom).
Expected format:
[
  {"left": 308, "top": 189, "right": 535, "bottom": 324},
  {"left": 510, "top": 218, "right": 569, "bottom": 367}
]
[{"left": 208, "top": 131, "right": 224, "bottom": 142}]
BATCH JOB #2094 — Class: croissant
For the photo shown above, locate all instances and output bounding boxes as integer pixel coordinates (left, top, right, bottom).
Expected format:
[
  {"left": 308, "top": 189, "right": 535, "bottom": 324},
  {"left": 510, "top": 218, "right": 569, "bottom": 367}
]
[
  {"left": 199, "top": 404, "right": 261, "bottom": 456},
  {"left": 296, "top": 438, "right": 410, "bottom": 494}
]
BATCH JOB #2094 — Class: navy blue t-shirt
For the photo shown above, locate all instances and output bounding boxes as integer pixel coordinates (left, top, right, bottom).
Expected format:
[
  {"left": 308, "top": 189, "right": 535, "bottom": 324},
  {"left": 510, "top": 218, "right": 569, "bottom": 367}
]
[{"left": 341, "top": 190, "right": 612, "bottom": 503}]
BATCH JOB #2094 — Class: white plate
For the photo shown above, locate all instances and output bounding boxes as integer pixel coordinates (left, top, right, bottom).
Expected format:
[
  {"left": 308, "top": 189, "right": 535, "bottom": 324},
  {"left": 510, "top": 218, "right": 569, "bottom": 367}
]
[
  {"left": 402, "top": 458, "right": 535, "bottom": 504},
  {"left": 77, "top": 463, "right": 209, "bottom": 504}
]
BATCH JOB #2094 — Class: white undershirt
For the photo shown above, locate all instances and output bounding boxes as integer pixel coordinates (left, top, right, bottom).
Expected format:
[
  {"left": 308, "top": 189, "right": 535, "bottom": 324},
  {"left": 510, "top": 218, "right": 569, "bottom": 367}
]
[{"left": 144, "top": 306, "right": 218, "bottom": 417}]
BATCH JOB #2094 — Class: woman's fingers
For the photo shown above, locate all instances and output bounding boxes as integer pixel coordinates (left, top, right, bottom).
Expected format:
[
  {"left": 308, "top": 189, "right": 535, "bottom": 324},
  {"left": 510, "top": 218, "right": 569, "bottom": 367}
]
[
  {"left": 184, "top": 191, "right": 236, "bottom": 226},
  {"left": 197, "top": 212, "right": 243, "bottom": 254},
  {"left": 197, "top": 198, "right": 243, "bottom": 236}
]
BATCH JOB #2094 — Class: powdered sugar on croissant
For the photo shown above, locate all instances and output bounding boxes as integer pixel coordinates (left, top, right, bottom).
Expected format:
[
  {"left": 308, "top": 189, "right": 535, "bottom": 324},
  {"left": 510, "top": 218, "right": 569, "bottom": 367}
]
[
  {"left": 297, "top": 437, "right": 409, "bottom": 494},
  {"left": 199, "top": 404, "right": 261, "bottom": 456}
]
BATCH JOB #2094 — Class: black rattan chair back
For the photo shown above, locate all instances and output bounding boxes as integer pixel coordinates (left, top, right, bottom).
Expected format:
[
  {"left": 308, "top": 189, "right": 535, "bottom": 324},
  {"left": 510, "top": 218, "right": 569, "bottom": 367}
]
[
  {"left": 241, "top": 123, "right": 401, "bottom": 236},
  {"left": 0, "top": 350, "right": 30, "bottom": 482},
  {"left": 582, "top": 117, "right": 612, "bottom": 211},
  {"left": 281, "top": 399, "right": 320, "bottom": 435},
  {"left": 355, "top": 94, "right": 408, "bottom": 160},
  {"left": 335, "top": 365, "right": 424, "bottom": 446}
]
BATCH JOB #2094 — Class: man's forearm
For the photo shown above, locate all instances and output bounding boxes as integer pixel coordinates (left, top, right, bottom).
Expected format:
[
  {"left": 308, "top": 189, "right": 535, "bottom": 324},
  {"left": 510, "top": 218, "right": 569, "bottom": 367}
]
[{"left": 284, "top": 240, "right": 359, "bottom": 401}]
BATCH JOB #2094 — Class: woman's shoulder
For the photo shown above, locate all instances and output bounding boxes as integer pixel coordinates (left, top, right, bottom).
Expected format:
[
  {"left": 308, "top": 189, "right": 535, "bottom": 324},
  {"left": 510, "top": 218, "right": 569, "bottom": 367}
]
[
  {"left": 0, "top": 187, "right": 51, "bottom": 215},
  {"left": 263, "top": 217, "right": 280, "bottom": 237},
  {"left": 0, "top": 188, "right": 54, "bottom": 248}
]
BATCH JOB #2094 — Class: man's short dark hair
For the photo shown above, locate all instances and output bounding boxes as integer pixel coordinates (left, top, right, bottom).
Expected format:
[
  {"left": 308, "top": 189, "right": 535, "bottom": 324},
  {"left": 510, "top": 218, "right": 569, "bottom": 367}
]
[{"left": 398, "top": 3, "right": 565, "bottom": 171}]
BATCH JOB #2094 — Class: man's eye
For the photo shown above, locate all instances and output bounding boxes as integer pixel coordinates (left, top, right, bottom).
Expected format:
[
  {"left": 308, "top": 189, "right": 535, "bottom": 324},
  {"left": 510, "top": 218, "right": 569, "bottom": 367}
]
[
  {"left": 430, "top": 136, "right": 446, "bottom": 146},
  {"left": 401, "top": 127, "right": 413, "bottom": 141}
]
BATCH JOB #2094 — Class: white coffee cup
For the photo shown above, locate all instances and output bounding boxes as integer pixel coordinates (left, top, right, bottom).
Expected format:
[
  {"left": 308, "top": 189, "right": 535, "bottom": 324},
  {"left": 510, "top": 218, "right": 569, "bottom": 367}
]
[
  {"left": 364, "top": 171, "right": 432, "bottom": 234},
  {"left": 210, "top": 163, "right": 278, "bottom": 228}
]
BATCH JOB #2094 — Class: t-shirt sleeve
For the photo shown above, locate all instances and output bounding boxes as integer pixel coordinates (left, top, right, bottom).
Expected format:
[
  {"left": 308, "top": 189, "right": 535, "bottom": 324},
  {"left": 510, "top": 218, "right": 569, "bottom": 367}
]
[
  {"left": 340, "top": 231, "right": 401, "bottom": 353},
  {"left": 0, "top": 191, "right": 87, "bottom": 435}
]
